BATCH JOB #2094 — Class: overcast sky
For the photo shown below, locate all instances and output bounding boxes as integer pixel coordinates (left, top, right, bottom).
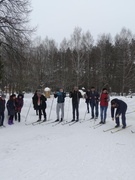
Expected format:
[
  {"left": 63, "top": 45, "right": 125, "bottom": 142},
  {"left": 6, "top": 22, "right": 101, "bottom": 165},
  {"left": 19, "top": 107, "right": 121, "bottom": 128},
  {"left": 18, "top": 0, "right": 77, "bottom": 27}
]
[{"left": 30, "top": 0, "right": 135, "bottom": 43}]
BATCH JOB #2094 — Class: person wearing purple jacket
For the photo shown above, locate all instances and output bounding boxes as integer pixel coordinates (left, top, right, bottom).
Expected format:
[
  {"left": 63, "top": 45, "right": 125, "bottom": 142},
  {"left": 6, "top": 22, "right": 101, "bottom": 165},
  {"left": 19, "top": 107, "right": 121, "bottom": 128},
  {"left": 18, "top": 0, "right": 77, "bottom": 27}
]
[{"left": 111, "top": 98, "right": 127, "bottom": 128}]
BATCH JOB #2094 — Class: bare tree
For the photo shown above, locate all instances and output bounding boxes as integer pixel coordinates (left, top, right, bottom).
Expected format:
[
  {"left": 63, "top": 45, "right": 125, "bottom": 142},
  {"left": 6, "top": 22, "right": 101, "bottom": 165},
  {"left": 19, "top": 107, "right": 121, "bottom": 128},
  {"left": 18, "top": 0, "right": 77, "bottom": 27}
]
[
  {"left": 114, "top": 28, "right": 135, "bottom": 94},
  {"left": 69, "top": 27, "right": 86, "bottom": 87},
  {"left": 97, "top": 33, "right": 114, "bottom": 90}
]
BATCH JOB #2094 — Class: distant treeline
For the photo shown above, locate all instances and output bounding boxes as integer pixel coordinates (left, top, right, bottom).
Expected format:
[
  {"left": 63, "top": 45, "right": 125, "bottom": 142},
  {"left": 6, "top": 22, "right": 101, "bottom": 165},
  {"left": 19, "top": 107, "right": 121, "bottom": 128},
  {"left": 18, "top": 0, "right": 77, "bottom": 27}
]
[{"left": 0, "top": 0, "right": 135, "bottom": 94}]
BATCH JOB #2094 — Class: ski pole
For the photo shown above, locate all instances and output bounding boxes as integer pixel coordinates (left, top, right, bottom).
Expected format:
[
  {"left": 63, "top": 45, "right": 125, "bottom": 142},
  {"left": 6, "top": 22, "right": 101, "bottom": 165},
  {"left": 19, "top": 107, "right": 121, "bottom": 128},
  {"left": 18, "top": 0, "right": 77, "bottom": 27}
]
[
  {"left": 126, "top": 110, "right": 135, "bottom": 114},
  {"left": 48, "top": 96, "right": 54, "bottom": 121},
  {"left": 25, "top": 102, "right": 32, "bottom": 122}
]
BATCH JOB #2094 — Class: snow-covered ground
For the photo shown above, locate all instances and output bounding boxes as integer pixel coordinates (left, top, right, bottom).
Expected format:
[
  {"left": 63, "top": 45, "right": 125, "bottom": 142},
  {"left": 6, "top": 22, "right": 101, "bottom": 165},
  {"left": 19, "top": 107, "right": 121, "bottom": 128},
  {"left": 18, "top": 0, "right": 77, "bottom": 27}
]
[{"left": 0, "top": 93, "right": 135, "bottom": 180}]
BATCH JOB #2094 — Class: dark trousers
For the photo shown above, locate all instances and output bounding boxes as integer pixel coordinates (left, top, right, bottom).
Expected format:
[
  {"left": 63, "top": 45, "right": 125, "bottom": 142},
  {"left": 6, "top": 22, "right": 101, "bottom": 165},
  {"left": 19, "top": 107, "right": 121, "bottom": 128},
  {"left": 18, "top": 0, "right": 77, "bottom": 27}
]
[
  {"left": 86, "top": 102, "right": 90, "bottom": 113},
  {"left": 0, "top": 112, "right": 4, "bottom": 126},
  {"left": 15, "top": 112, "right": 21, "bottom": 122},
  {"left": 72, "top": 103, "right": 79, "bottom": 120},
  {"left": 38, "top": 107, "right": 46, "bottom": 120},
  {"left": 8, "top": 115, "right": 14, "bottom": 124},
  {"left": 90, "top": 102, "right": 99, "bottom": 118},
  {"left": 116, "top": 107, "right": 127, "bottom": 126}
]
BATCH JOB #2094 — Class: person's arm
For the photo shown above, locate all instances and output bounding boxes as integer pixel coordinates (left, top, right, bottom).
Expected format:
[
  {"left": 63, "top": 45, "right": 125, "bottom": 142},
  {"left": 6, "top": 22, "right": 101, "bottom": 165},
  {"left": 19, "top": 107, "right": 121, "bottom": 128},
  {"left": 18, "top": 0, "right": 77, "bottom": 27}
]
[
  {"left": 79, "top": 91, "right": 83, "bottom": 98},
  {"left": 54, "top": 92, "right": 58, "bottom": 98},
  {"left": 69, "top": 91, "right": 72, "bottom": 98}
]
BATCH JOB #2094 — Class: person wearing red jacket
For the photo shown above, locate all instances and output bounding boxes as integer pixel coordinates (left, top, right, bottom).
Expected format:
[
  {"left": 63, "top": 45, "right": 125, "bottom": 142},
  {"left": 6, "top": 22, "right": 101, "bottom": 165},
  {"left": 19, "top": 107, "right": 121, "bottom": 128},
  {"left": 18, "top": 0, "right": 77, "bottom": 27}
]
[
  {"left": 99, "top": 88, "right": 110, "bottom": 124},
  {"left": 15, "top": 94, "right": 24, "bottom": 122}
]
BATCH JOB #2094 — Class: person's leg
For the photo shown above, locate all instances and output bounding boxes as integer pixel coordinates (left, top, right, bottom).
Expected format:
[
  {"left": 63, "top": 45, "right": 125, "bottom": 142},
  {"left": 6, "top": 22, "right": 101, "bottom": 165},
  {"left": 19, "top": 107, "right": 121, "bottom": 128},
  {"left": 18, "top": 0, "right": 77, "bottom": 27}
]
[
  {"left": 0, "top": 114, "right": 2, "bottom": 126},
  {"left": 18, "top": 112, "right": 21, "bottom": 122},
  {"left": 10, "top": 115, "right": 14, "bottom": 124},
  {"left": 56, "top": 103, "right": 60, "bottom": 120},
  {"left": 38, "top": 108, "right": 42, "bottom": 121},
  {"left": 61, "top": 103, "right": 64, "bottom": 121},
  {"left": 100, "top": 106, "right": 103, "bottom": 123},
  {"left": 36, "top": 109, "right": 38, "bottom": 115},
  {"left": 121, "top": 107, "right": 127, "bottom": 128},
  {"left": 90, "top": 103, "right": 94, "bottom": 118},
  {"left": 42, "top": 108, "right": 46, "bottom": 121},
  {"left": 87, "top": 103, "right": 89, "bottom": 113},
  {"left": 103, "top": 106, "right": 108, "bottom": 123},
  {"left": 15, "top": 112, "right": 17, "bottom": 121},
  {"left": 115, "top": 109, "right": 120, "bottom": 127},
  {"left": 95, "top": 102, "right": 99, "bottom": 118},
  {"left": 0, "top": 112, "right": 4, "bottom": 126},
  {"left": 121, "top": 112, "right": 126, "bottom": 127},
  {"left": 76, "top": 103, "right": 79, "bottom": 121},
  {"left": 8, "top": 116, "right": 12, "bottom": 125},
  {"left": 72, "top": 103, "right": 75, "bottom": 121}
]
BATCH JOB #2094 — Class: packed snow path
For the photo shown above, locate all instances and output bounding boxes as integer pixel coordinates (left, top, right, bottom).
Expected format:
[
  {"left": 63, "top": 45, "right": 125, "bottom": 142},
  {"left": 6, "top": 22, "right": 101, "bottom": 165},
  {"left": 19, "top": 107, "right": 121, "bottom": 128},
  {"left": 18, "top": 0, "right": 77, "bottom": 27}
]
[{"left": 0, "top": 94, "right": 135, "bottom": 180}]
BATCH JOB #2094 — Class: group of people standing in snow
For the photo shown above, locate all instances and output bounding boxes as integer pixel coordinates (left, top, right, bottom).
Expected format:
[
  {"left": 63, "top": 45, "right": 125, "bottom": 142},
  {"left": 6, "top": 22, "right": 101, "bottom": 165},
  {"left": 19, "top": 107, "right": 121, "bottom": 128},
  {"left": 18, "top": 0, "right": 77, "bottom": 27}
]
[
  {"left": 0, "top": 93, "right": 24, "bottom": 127},
  {"left": 32, "top": 86, "right": 128, "bottom": 129},
  {"left": 0, "top": 87, "right": 127, "bottom": 129}
]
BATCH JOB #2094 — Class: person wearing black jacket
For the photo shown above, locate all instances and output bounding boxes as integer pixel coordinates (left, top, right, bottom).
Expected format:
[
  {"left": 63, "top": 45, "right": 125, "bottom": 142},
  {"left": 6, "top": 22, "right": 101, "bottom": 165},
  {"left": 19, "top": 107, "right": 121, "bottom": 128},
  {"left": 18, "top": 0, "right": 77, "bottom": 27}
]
[
  {"left": 89, "top": 87, "right": 99, "bottom": 119},
  {"left": 111, "top": 98, "right": 127, "bottom": 128},
  {"left": 85, "top": 88, "right": 91, "bottom": 113},
  {"left": 32, "top": 90, "right": 39, "bottom": 115},
  {"left": 34, "top": 91, "right": 47, "bottom": 122},
  {"left": 70, "top": 86, "right": 82, "bottom": 122}
]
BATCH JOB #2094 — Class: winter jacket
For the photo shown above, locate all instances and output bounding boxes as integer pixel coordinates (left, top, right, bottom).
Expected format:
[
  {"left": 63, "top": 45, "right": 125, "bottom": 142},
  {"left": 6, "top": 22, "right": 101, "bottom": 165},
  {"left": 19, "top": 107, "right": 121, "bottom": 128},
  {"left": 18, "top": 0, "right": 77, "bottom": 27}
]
[
  {"left": 70, "top": 91, "right": 82, "bottom": 104},
  {"left": 7, "top": 99, "right": 16, "bottom": 116},
  {"left": 89, "top": 91, "right": 99, "bottom": 105},
  {"left": 34, "top": 95, "right": 47, "bottom": 110},
  {"left": 54, "top": 92, "right": 66, "bottom": 103},
  {"left": 32, "top": 93, "right": 38, "bottom": 110},
  {"left": 85, "top": 91, "right": 91, "bottom": 103},
  {"left": 100, "top": 93, "right": 110, "bottom": 107},
  {"left": 111, "top": 98, "right": 127, "bottom": 118},
  {"left": 0, "top": 98, "right": 5, "bottom": 113},
  {"left": 15, "top": 98, "right": 23, "bottom": 112}
]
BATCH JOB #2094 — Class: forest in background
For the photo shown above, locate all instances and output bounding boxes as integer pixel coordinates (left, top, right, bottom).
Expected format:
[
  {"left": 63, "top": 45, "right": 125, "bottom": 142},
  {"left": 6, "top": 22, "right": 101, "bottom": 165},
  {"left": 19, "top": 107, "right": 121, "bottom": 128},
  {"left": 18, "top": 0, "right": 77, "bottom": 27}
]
[{"left": 1, "top": 0, "right": 135, "bottom": 94}]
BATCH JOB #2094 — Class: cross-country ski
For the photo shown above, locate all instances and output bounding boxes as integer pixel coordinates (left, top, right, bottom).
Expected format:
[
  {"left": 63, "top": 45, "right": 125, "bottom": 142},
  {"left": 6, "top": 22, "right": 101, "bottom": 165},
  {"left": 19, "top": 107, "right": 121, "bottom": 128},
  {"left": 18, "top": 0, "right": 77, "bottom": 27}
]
[
  {"left": 103, "top": 126, "right": 122, "bottom": 132},
  {"left": 111, "top": 125, "right": 132, "bottom": 133}
]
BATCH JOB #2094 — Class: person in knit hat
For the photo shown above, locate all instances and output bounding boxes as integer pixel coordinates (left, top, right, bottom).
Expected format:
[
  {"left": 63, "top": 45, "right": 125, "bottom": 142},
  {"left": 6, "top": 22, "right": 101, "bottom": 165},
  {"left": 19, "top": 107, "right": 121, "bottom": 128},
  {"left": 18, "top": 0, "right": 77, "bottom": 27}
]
[{"left": 99, "top": 88, "right": 110, "bottom": 124}]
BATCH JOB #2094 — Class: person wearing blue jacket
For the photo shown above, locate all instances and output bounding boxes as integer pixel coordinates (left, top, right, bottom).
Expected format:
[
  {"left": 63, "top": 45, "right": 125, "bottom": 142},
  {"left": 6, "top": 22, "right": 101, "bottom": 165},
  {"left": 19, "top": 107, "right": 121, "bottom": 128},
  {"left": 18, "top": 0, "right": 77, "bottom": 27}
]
[
  {"left": 111, "top": 98, "right": 127, "bottom": 128},
  {"left": 54, "top": 88, "right": 66, "bottom": 122}
]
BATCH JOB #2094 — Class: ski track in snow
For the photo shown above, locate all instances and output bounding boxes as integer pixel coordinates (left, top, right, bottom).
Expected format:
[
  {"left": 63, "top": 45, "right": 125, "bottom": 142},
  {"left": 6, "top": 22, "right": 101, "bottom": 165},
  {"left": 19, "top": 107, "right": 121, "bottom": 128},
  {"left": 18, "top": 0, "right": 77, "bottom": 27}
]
[{"left": 0, "top": 94, "right": 135, "bottom": 180}]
